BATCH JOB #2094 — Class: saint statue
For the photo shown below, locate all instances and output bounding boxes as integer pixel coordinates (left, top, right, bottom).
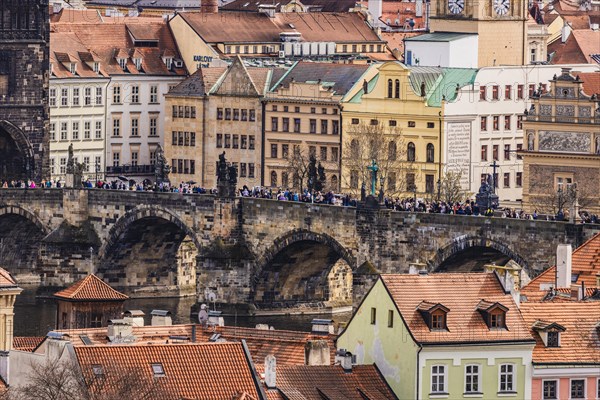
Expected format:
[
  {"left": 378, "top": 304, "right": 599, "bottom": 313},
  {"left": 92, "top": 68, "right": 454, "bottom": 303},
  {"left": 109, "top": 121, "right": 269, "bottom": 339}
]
[{"left": 154, "top": 145, "right": 171, "bottom": 185}]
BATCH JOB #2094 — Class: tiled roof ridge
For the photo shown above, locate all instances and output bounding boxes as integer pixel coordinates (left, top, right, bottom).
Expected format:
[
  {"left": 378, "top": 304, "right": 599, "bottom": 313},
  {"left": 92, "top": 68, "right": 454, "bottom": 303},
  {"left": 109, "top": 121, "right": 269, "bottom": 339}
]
[
  {"left": 77, "top": 341, "right": 244, "bottom": 349},
  {"left": 54, "top": 274, "right": 129, "bottom": 300}
]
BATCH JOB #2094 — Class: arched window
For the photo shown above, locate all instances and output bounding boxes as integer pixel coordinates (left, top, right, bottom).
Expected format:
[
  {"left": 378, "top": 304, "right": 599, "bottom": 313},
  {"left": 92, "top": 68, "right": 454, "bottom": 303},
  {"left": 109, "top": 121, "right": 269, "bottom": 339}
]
[
  {"left": 331, "top": 175, "right": 338, "bottom": 191},
  {"left": 426, "top": 143, "right": 435, "bottom": 163},
  {"left": 387, "top": 79, "right": 393, "bottom": 98},
  {"left": 388, "top": 141, "right": 397, "bottom": 161},
  {"left": 407, "top": 142, "right": 416, "bottom": 162},
  {"left": 395, "top": 79, "right": 400, "bottom": 99},
  {"left": 350, "top": 139, "right": 359, "bottom": 158},
  {"left": 270, "top": 171, "right": 277, "bottom": 187}
]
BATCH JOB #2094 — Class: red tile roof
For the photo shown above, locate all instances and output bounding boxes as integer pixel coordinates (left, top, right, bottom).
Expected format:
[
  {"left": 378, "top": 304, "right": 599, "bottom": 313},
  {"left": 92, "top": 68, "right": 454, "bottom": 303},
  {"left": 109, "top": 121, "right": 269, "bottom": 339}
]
[
  {"left": 380, "top": 273, "right": 533, "bottom": 344},
  {"left": 12, "top": 336, "right": 45, "bottom": 352},
  {"left": 549, "top": 29, "right": 600, "bottom": 64},
  {"left": 522, "top": 233, "right": 600, "bottom": 301},
  {"left": 74, "top": 342, "right": 262, "bottom": 400},
  {"left": 54, "top": 274, "right": 129, "bottom": 301},
  {"left": 50, "top": 9, "right": 103, "bottom": 24},
  {"left": 520, "top": 302, "right": 600, "bottom": 364},
  {"left": 380, "top": 0, "right": 426, "bottom": 30},
  {"left": 0, "top": 267, "right": 17, "bottom": 287},
  {"left": 265, "top": 365, "right": 398, "bottom": 400},
  {"left": 580, "top": 71, "right": 600, "bottom": 96}
]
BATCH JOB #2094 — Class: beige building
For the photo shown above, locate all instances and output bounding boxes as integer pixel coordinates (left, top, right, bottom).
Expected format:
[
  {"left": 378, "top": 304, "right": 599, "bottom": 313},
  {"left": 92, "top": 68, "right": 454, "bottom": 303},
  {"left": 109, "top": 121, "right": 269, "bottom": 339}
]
[
  {"left": 263, "top": 62, "right": 370, "bottom": 191},
  {"left": 521, "top": 68, "right": 600, "bottom": 215},
  {"left": 164, "top": 58, "right": 269, "bottom": 188}
]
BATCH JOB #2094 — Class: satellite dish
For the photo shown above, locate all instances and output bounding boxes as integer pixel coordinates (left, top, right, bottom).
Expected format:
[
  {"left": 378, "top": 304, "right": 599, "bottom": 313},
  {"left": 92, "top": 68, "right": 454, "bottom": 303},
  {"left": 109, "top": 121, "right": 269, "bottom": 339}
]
[{"left": 207, "top": 292, "right": 217, "bottom": 302}]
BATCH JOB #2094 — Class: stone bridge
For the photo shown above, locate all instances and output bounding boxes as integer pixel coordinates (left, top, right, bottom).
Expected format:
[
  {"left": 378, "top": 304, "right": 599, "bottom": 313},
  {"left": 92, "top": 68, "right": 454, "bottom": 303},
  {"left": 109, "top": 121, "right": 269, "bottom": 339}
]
[{"left": 0, "top": 189, "right": 597, "bottom": 305}]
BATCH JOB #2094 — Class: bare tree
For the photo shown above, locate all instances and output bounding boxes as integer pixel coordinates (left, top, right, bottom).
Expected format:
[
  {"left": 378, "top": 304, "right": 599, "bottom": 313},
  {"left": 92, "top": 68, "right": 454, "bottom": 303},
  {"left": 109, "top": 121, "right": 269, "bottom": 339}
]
[
  {"left": 439, "top": 171, "right": 472, "bottom": 204},
  {"left": 283, "top": 143, "right": 326, "bottom": 192},
  {"left": 342, "top": 121, "right": 410, "bottom": 197},
  {"left": 527, "top": 168, "right": 596, "bottom": 216}
]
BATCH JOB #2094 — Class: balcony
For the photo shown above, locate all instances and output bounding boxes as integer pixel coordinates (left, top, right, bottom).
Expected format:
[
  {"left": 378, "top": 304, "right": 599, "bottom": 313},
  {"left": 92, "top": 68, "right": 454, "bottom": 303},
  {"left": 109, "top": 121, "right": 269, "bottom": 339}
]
[
  {"left": 524, "top": 116, "right": 599, "bottom": 125},
  {"left": 105, "top": 164, "right": 155, "bottom": 176}
]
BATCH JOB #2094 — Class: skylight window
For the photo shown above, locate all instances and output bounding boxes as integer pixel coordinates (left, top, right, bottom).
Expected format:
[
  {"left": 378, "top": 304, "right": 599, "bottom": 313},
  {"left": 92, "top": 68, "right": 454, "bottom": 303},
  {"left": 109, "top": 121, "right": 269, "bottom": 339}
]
[
  {"left": 151, "top": 363, "right": 165, "bottom": 377},
  {"left": 92, "top": 364, "right": 104, "bottom": 377}
]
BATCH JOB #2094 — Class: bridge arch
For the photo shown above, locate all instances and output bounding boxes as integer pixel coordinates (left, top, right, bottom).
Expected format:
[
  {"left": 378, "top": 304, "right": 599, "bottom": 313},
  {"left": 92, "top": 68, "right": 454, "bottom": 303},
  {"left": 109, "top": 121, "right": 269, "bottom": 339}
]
[
  {"left": 253, "top": 229, "right": 356, "bottom": 305},
  {"left": 0, "top": 205, "right": 50, "bottom": 235},
  {"left": 430, "top": 235, "right": 529, "bottom": 275},
  {"left": 0, "top": 120, "right": 34, "bottom": 181},
  {"left": 98, "top": 205, "right": 201, "bottom": 297}
]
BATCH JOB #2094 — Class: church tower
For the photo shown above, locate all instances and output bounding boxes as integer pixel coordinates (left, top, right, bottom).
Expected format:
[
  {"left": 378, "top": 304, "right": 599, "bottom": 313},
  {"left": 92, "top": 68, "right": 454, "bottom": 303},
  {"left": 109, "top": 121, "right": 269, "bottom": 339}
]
[
  {"left": 0, "top": 0, "right": 50, "bottom": 183},
  {"left": 430, "top": 0, "right": 528, "bottom": 67}
]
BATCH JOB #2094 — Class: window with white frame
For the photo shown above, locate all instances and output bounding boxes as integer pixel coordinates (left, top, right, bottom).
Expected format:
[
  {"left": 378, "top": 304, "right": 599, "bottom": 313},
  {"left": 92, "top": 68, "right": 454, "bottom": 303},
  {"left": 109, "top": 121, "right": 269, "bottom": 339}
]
[
  {"left": 131, "top": 151, "right": 138, "bottom": 166},
  {"left": 59, "top": 157, "right": 66, "bottom": 174},
  {"left": 570, "top": 379, "right": 585, "bottom": 399},
  {"left": 499, "top": 364, "right": 515, "bottom": 393},
  {"left": 431, "top": 365, "right": 446, "bottom": 394},
  {"left": 150, "top": 85, "right": 158, "bottom": 103},
  {"left": 112, "top": 119, "right": 120, "bottom": 136},
  {"left": 131, "top": 117, "right": 139, "bottom": 136},
  {"left": 465, "top": 364, "right": 480, "bottom": 393},
  {"left": 542, "top": 380, "right": 557, "bottom": 399},
  {"left": 50, "top": 158, "right": 55, "bottom": 175},
  {"left": 49, "top": 88, "right": 57, "bottom": 107},
  {"left": 72, "top": 122, "right": 79, "bottom": 140},
  {"left": 49, "top": 123, "right": 56, "bottom": 141},
  {"left": 130, "top": 85, "right": 139, "bottom": 104},
  {"left": 83, "top": 156, "right": 90, "bottom": 172},
  {"left": 84, "top": 87, "right": 92, "bottom": 106},
  {"left": 61, "top": 88, "right": 68, "bottom": 106},
  {"left": 84, "top": 121, "right": 91, "bottom": 139},
  {"left": 60, "top": 122, "right": 68, "bottom": 141},
  {"left": 149, "top": 116, "right": 157, "bottom": 136},
  {"left": 94, "top": 156, "right": 101, "bottom": 170},
  {"left": 112, "top": 152, "right": 120, "bottom": 167},
  {"left": 95, "top": 121, "right": 102, "bottom": 139},
  {"left": 113, "top": 85, "right": 121, "bottom": 104},
  {"left": 72, "top": 87, "right": 80, "bottom": 106},
  {"left": 96, "top": 87, "right": 103, "bottom": 105}
]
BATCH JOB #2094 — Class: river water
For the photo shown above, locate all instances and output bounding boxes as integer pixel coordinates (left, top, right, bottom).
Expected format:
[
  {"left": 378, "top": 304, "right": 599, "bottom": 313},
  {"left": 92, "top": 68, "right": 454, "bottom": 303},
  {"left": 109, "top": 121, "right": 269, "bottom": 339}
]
[{"left": 14, "top": 286, "right": 351, "bottom": 337}]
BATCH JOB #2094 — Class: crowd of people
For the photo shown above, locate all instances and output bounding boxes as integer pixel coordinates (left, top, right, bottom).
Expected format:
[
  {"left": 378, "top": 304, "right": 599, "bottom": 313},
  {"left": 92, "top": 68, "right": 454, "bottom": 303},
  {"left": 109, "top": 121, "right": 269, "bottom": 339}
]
[{"left": 1, "top": 179, "right": 598, "bottom": 224}]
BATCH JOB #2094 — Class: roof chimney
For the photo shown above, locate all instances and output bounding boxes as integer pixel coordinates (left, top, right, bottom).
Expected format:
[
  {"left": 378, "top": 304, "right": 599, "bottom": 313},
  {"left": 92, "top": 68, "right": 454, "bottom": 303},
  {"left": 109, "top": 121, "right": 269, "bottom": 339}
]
[
  {"left": 596, "top": 273, "right": 600, "bottom": 288},
  {"left": 264, "top": 354, "right": 276, "bottom": 389},
  {"left": 335, "top": 349, "right": 353, "bottom": 373},
  {"left": 305, "top": 340, "right": 330, "bottom": 366},
  {"left": 571, "top": 285, "right": 583, "bottom": 300},
  {"left": 123, "top": 310, "right": 145, "bottom": 327},
  {"left": 107, "top": 319, "right": 133, "bottom": 341},
  {"left": 151, "top": 310, "right": 172, "bottom": 326},
  {"left": 556, "top": 244, "right": 572, "bottom": 289},
  {"left": 208, "top": 310, "right": 225, "bottom": 327},
  {"left": 561, "top": 22, "right": 572, "bottom": 43},
  {"left": 311, "top": 319, "right": 333, "bottom": 335},
  {"left": 258, "top": 4, "right": 276, "bottom": 17}
]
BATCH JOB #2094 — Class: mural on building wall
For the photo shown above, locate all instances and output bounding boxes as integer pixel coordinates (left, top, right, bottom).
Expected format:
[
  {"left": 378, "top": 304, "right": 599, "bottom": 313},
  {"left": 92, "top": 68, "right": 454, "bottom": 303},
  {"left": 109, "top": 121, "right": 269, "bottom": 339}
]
[
  {"left": 538, "top": 131, "right": 591, "bottom": 153},
  {"left": 446, "top": 122, "right": 471, "bottom": 188}
]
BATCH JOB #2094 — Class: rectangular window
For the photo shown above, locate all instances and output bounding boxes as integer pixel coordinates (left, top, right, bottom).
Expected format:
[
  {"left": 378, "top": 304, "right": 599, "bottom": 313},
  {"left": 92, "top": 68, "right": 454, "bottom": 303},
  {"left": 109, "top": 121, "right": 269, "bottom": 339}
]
[
  {"left": 84, "top": 87, "right": 92, "bottom": 106},
  {"left": 172, "top": 131, "right": 177, "bottom": 145},
  {"left": 249, "top": 109, "right": 256, "bottom": 121},
  {"left": 184, "top": 132, "right": 190, "bottom": 146},
  {"left": 505, "top": 85, "right": 512, "bottom": 100},
  {"left": 50, "top": 88, "right": 57, "bottom": 107},
  {"left": 241, "top": 109, "right": 248, "bottom": 121},
  {"left": 309, "top": 119, "right": 316, "bottom": 133},
  {"left": 517, "top": 85, "right": 524, "bottom": 100},
  {"left": 241, "top": 135, "right": 247, "bottom": 149},
  {"left": 190, "top": 132, "right": 196, "bottom": 147},
  {"left": 233, "top": 109, "right": 239, "bottom": 121},
  {"left": 50, "top": 158, "right": 55, "bottom": 174},
  {"left": 95, "top": 87, "right": 102, "bottom": 105},
  {"left": 389, "top": 120, "right": 397, "bottom": 127},
  {"left": 178, "top": 131, "right": 183, "bottom": 146},
  {"left": 113, "top": 86, "right": 121, "bottom": 103},
  {"left": 225, "top": 108, "right": 231, "bottom": 120},
  {"left": 150, "top": 85, "right": 158, "bottom": 103},
  {"left": 131, "top": 151, "right": 138, "bottom": 166},
  {"left": 309, "top": 146, "right": 316, "bottom": 157},
  {"left": 310, "top": 107, "right": 316, "bottom": 114},
  {"left": 217, "top": 108, "right": 223, "bottom": 120},
  {"left": 517, "top": 115, "right": 523, "bottom": 130},
  {"left": 431, "top": 365, "right": 446, "bottom": 394},
  {"left": 322, "top": 107, "right": 327, "bottom": 114},
  {"left": 149, "top": 117, "right": 157, "bottom": 136},
  {"left": 216, "top": 134, "right": 222, "bottom": 148},
  {"left": 240, "top": 163, "right": 247, "bottom": 178},
  {"left": 248, "top": 163, "right": 255, "bottom": 178},
  {"left": 370, "top": 119, "right": 378, "bottom": 126},
  {"left": 493, "top": 145, "right": 499, "bottom": 161},
  {"left": 49, "top": 123, "right": 56, "bottom": 141},
  {"left": 130, "top": 85, "right": 139, "bottom": 103},
  {"left": 481, "top": 116, "right": 487, "bottom": 131},
  {"left": 232, "top": 134, "right": 238, "bottom": 149},
  {"left": 387, "top": 310, "right": 393, "bottom": 328},
  {"left": 224, "top": 134, "right": 231, "bottom": 148},
  {"left": 504, "top": 115, "right": 511, "bottom": 130},
  {"left": 547, "top": 331, "right": 560, "bottom": 347},
  {"left": 294, "top": 106, "right": 300, "bottom": 113},
  {"left": 271, "top": 144, "right": 278, "bottom": 158},
  {"left": 351, "top": 118, "right": 359, "bottom": 125},
  {"left": 493, "top": 116, "right": 499, "bottom": 131},
  {"left": 427, "top": 122, "right": 435, "bottom": 129},
  {"left": 73, "top": 88, "right": 80, "bottom": 106},
  {"left": 426, "top": 174, "right": 434, "bottom": 193},
  {"left": 504, "top": 144, "right": 511, "bottom": 160},
  {"left": 321, "top": 119, "right": 328, "bottom": 134},
  {"left": 528, "top": 84, "right": 535, "bottom": 98},
  {"left": 282, "top": 117, "right": 289, "bottom": 132},
  {"left": 542, "top": 380, "right": 557, "bottom": 399},
  {"left": 112, "top": 152, "right": 120, "bottom": 167},
  {"left": 465, "top": 364, "right": 480, "bottom": 393},
  {"left": 71, "top": 122, "right": 79, "bottom": 140},
  {"left": 431, "top": 313, "right": 445, "bottom": 330},
  {"left": 481, "top": 145, "right": 488, "bottom": 161},
  {"left": 499, "top": 364, "right": 515, "bottom": 393},
  {"left": 516, "top": 143, "right": 523, "bottom": 159},
  {"left": 60, "top": 122, "right": 68, "bottom": 140},
  {"left": 184, "top": 106, "right": 190, "bottom": 119},
  {"left": 516, "top": 172, "right": 522, "bottom": 187},
  {"left": 331, "top": 147, "right": 338, "bottom": 162},
  {"left": 571, "top": 379, "right": 585, "bottom": 399},
  {"left": 370, "top": 308, "right": 376, "bottom": 325},
  {"left": 84, "top": 121, "right": 91, "bottom": 139},
  {"left": 249, "top": 135, "right": 255, "bottom": 150},
  {"left": 492, "top": 85, "right": 499, "bottom": 100},
  {"left": 112, "top": 119, "right": 120, "bottom": 136},
  {"left": 294, "top": 118, "right": 301, "bottom": 133},
  {"left": 282, "top": 144, "right": 289, "bottom": 159},
  {"left": 61, "top": 88, "right": 69, "bottom": 107},
  {"left": 271, "top": 117, "right": 278, "bottom": 132},
  {"left": 60, "top": 157, "right": 66, "bottom": 174},
  {"left": 503, "top": 173, "right": 510, "bottom": 188},
  {"left": 332, "top": 120, "right": 339, "bottom": 135},
  {"left": 95, "top": 121, "right": 102, "bottom": 139},
  {"left": 479, "top": 86, "right": 486, "bottom": 101},
  {"left": 408, "top": 121, "right": 416, "bottom": 128},
  {"left": 131, "top": 118, "right": 139, "bottom": 136},
  {"left": 320, "top": 146, "right": 327, "bottom": 161}
]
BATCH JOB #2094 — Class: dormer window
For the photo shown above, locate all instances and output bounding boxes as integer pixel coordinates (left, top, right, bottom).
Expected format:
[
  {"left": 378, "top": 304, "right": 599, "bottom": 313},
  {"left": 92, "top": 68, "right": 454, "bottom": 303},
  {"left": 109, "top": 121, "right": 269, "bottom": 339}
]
[
  {"left": 532, "top": 320, "right": 566, "bottom": 348},
  {"left": 164, "top": 57, "right": 173, "bottom": 70},
  {"left": 69, "top": 63, "right": 77, "bottom": 74},
  {"left": 476, "top": 300, "right": 508, "bottom": 330},
  {"left": 417, "top": 301, "right": 449, "bottom": 331},
  {"left": 93, "top": 62, "right": 99, "bottom": 73},
  {"left": 133, "top": 58, "right": 141, "bottom": 70},
  {"left": 118, "top": 58, "right": 126, "bottom": 70}
]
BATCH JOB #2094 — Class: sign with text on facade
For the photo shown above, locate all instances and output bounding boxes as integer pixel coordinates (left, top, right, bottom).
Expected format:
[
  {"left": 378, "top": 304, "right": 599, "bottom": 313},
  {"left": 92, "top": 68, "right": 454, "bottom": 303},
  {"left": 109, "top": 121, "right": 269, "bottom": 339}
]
[
  {"left": 194, "top": 55, "right": 214, "bottom": 68},
  {"left": 446, "top": 121, "right": 471, "bottom": 189}
]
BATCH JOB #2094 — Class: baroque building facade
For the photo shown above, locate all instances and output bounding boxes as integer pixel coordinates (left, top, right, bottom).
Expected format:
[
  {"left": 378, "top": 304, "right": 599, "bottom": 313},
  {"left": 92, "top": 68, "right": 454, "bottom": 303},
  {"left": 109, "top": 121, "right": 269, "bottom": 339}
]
[{"left": 0, "top": 0, "right": 49, "bottom": 182}]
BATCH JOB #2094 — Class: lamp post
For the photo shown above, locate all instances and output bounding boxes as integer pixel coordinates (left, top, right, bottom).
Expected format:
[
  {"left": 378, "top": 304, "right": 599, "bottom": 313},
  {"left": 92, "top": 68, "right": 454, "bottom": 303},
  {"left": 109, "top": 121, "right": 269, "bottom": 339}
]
[
  {"left": 24, "top": 159, "right": 30, "bottom": 190},
  {"left": 557, "top": 186, "right": 563, "bottom": 219},
  {"left": 436, "top": 179, "right": 441, "bottom": 202},
  {"left": 95, "top": 161, "right": 100, "bottom": 184}
]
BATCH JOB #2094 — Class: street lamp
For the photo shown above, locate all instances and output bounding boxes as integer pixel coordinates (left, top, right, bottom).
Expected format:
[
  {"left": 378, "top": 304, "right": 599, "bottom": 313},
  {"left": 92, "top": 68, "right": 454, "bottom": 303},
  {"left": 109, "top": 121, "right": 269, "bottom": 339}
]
[
  {"left": 24, "top": 159, "right": 30, "bottom": 190},
  {"left": 557, "top": 186, "right": 564, "bottom": 220},
  {"left": 95, "top": 161, "right": 100, "bottom": 184},
  {"left": 436, "top": 179, "right": 441, "bottom": 202}
]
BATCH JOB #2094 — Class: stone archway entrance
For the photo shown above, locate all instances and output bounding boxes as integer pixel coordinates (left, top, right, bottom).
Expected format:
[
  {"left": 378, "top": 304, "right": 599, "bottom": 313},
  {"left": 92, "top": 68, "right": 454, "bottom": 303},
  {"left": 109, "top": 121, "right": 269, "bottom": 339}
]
[{"left": 0, "top": 121, "right": 33, "bottom": 182}]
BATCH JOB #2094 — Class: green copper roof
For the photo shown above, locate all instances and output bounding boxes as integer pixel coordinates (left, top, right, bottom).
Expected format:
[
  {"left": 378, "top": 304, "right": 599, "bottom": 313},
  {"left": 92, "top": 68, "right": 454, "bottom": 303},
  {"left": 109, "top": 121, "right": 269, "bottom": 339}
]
[
  {"left": 348, "top": 74, "right": 379, "bottom": 103},
  {"left": 408, "top": 67, "right": 478, "bottom": 107},
  {"left": 404, "top": 32, "right": 477, "bottom": 42}
]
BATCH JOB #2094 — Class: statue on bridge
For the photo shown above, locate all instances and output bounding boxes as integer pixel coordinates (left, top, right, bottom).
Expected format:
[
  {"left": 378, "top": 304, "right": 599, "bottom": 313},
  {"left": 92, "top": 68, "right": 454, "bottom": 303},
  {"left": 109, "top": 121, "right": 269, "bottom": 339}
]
[
  {"left": 65, "top": 143, "right": 84, "bottom": 188},
  {"left": 154, "top": 145, "right": 171, "bottom": 186},
  {"left": 216, "top": 152, "right": 237, "bottom": 197},
  {"left": 366, "top": 159, "right": 378, "bottom": 197},
  {"left": 475, "top": 174, "right": 499, "bottom": 211}
]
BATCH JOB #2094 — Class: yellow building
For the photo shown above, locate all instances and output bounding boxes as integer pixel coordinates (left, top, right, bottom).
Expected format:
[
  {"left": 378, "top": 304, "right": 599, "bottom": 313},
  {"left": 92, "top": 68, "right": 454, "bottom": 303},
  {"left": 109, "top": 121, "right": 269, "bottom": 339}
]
[
  {"left": 341, "top": 62, "right": 443, "bottom": 198},
  {"left": 164, "top": 58, "right": 269, "bottom": 189},
  {"left": 429, "top": 0, "right": 528, "bottom": 67},
  {"left": 521, "top": 68, "right": 600, "bottom": 215},
  {"left": 263, "top": 62, "right": 371, "bottom": 191}
]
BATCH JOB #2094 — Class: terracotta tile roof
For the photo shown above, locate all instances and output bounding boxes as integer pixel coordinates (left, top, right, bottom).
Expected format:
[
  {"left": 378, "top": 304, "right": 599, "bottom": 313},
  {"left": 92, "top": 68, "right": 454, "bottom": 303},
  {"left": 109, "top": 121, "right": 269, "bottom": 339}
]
[
  {"left": 579, "top": 71, "right": 600, "bottom": 96},
  {"left": 13, "top": 336, "right": 45, "bottom": 352},
  {"left": 178, "top": 12, "right": 382, "bottom": 44},
  {"left": 380, "top": 1, "right": 426, "bottom": 30},
  {"left": 381, "top": 31, "right": 422, "bottom": 56},
  {"left": 74, "top": 342, "right": 262, "bottom": 400},
  {"left": 54, "top": 274, "right": 129, "bottom": 301},
  {"left": 522, "top": 233, "right": 600, "bottom": 301},
  {"left": 0, "top": 267, "right": 17, "bottom": 287},
  {"left": 264, "top": 365, "right": 398, "bottom": 400},
  {"left": 549, "top": 29, "right": 600, "bottom": 64},
  {"left": 520, "top": 302, "right": 600, "bottom": 364},
  {"left": 51, "top": 19, "right": 186, "bottom": 78},
  {"left": 562, "top": 14, "right": 592, "bottom": 29},
  {"left": 50, "top": 9, "right": 103, "bottom": 24},
  {"left": 380, "top": 273, "right": 533, "bottom": 344},
  {"left": 222, "top": 0, "right": 357, "bottom": 13}
]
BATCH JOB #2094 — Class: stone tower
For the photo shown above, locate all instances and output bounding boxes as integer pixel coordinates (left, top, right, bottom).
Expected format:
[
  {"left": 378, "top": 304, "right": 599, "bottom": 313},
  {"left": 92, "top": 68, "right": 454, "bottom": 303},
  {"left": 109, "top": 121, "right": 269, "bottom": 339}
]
[
  {"left": 0, "top": 0, "right": 50, "bottom": 183},
  {"left": 0, "top": 268, "right": 22, "bottom": 351}
]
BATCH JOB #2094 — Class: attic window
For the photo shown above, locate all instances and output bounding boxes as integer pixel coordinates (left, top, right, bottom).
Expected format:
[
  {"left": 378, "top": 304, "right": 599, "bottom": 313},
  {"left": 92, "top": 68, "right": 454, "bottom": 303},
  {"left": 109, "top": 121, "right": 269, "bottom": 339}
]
[
  {"left": 476, "top": 300, "right": 508, "bottom": 330},
  {"left": 164, "top": 57, "right": 173, "bottom": 70},
  {"left": 117, "top": 58, "right": 126, "bottom": 70},
  {"left": 91, "top": 364, "right": 104, "bottom": 377},
  {"left": 69, "top": 63, "right": 77, "bottom": 74},
  {"left": 490, "top": 310, "right": 505, "bottom": 329},
  {"left": 532, "top": 320, "right": 566, "bottom": 347},
  {"left": 151, "top": 363, "right": 165, "bottom": 377},
  {"left": 133, "top": 58, "right": 142, "bottom": 70},
  {"left": 93, "top": 62, "right": 99, "bottom": 73},
  {"left": 547, "top": 331, "right": 560, "bottom": 347},
  {"left": 417, "top": 301, "right": 449, "bottom": 331},
  {"left": 431, "top": 311, "right": 446, "bottom": 330}
]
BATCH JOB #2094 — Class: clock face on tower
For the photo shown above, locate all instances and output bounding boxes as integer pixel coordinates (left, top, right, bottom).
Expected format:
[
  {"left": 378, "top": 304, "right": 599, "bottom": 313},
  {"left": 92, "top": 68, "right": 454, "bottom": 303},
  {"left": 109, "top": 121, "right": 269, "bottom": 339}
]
[
  {"left": 493, "top": 0, "right": 510, "bottom": 15},
  {"left": 448, "top": 0, "right": 465, "bottom": 14}
]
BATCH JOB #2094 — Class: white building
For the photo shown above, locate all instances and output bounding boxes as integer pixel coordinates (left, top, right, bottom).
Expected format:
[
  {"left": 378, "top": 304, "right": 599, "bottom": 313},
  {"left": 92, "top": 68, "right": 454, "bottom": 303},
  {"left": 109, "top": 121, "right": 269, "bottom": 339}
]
[
  {"left": 444, "top": 64, "right": 600, "bottom": 207},
  {"left": 404, "top": 33, "right": 479, "bottom": 68}
]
